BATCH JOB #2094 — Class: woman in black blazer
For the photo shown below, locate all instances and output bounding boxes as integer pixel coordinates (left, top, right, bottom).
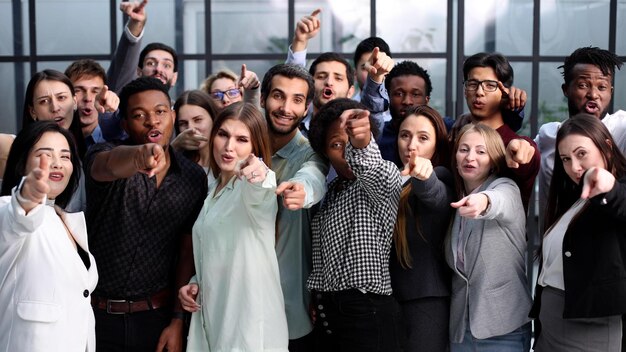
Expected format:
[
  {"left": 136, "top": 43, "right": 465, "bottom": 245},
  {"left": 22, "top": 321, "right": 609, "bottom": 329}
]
[
  {"left": 533, "top": 114, "right": 626, "bottom": 351},
  {"left": 390, "top": 105, "right": 454, "bottom": 352}
]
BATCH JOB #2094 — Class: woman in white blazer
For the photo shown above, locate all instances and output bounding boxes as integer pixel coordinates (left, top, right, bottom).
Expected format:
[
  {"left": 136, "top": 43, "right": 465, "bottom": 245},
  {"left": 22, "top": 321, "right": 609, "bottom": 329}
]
[
  {"left": 0, "top": 121, "right": 98, "bottom": 352},
  {"left": 446, "top": 123, "right": 532, "bottom": 351}
]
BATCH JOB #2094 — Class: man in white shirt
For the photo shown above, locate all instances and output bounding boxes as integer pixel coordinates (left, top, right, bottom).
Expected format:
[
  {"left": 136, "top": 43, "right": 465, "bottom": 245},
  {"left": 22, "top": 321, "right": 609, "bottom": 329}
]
[{"left": 535, "top": 47, "right": 624, "bottom": 224}]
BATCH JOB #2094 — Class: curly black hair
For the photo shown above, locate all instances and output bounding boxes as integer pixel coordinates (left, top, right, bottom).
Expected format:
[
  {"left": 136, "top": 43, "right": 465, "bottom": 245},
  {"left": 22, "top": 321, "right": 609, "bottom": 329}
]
[
  {"left": 560, "top": 46, "right": 623, "bottom": 86},
  {"left": 308, "top": 98, "right": 378, "bottom": 157}
]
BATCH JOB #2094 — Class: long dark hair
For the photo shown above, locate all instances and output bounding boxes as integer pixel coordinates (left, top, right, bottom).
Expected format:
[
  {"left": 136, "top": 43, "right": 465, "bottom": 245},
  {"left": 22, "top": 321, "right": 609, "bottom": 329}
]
[
  {"left": 545, "top": 113, "right": 626, "bottom": 230},
  {"left": 1, "top": 121, "right": 81, "bottom": 208},
  {"left": 174, "top": 90, "right": 218, "bottom": 163},
  {"left": 22, "top": 69, "right": 87, "bottom": 159},
  {"left": 394, "top": 105, "right": 449, "bottom": 268}
]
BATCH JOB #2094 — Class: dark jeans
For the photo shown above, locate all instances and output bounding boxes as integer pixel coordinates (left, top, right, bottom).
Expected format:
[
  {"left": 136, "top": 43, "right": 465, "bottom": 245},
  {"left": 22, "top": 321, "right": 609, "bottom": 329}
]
[
  {"left": 401, "top": 296, "right": 450, "bottom": 352},
  {"left": 312, "top": 289, "right": 403, "bottom": 352},
  {"left": 94, "top": 307, "right": 171, "bottom": 352}
]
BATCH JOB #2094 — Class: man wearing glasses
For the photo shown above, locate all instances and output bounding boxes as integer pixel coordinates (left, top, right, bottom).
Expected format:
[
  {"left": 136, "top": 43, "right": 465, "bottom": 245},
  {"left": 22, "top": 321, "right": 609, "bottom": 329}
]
[{"left": 455, "top": 52, "right": 540, "bottom": 211}]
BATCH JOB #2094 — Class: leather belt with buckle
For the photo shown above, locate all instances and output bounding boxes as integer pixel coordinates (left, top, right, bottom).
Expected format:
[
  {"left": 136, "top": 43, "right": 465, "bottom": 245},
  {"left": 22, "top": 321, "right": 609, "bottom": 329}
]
[{"left": 91, "top": 289, "right": 172, "bottom": 314}]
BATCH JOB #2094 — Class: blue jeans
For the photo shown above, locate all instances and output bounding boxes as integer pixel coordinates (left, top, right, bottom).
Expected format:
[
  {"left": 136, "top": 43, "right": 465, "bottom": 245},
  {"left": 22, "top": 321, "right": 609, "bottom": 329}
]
[
  {"left": 450, "top": 322, "right": 531, "bottom": 352},
  {"left": 312, "top": 289, "right": 403, "bottom": 352}
]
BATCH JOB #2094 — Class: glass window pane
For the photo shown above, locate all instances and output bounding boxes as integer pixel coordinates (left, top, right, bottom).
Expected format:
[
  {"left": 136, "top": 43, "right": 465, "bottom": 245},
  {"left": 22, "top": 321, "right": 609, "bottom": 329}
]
[
  {"left": 613, "top": 68, "right": 626, "bottom": 114},
  {"left": 538, "top": 62, "right": 568, "bottom": 125},
  {"left": 36, "top": 0, "right": 110, "bottom": 55},
  {"left": 465, "top": 0, "right": 533, "bottom": 56},
  {"left": 509, "top": 62, "right": 533, "bottom": 137},
  {"left": 616, "top": 0, "right": 626, "bottom": 55},
  {"left": 540, "top": 0, "right": 610, "bottom": 56},
  {"left": 182, "top": 60, "right": 207, "bottom": 91},
  {"left": 138, "top": 0, "right": 176, "bottom": 49},
  {"left": 0, "top": 0, "right": 13, "bottom": 55},
  {"left": 377, "top": 0, "right": 447, "bottom": 54},
  {"left": 295, "top": 0, "right": 370, "bottom": 54},
  {"left": 1, "top": 63, "right": 28, "bottom": 134},
  {"left": 182, "top": 1, "right": 205, "bottom": 54},
  {"left": 212, "top": 1, "right": 288, "bottom": 55}
]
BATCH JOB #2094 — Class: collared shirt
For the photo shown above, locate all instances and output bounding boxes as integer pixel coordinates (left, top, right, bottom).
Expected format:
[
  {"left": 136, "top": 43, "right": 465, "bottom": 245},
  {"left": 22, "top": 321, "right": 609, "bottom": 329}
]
[
  {"left": 272, "top": 130, "right": 328, "bottom": 339},
  {"left": 85, "top": 125, "right": 106, "bottom": 150},
  {"left": 307, "top": 140, "right": 401, "bottom": 295},
  {"left": 84, "top": 142, "right": 208, "bottom": 298}
]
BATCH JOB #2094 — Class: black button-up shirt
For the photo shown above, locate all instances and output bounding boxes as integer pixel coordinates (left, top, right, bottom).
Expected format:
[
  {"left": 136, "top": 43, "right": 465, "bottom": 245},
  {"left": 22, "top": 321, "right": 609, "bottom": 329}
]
[{"left": 85, "top": 142, "right": 208, "bottom": 298}]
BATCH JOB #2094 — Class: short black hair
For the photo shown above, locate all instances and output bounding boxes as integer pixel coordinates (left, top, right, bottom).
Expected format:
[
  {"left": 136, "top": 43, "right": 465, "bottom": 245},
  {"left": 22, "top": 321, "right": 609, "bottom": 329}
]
[
  {"left": 462, "top": 52, "right": 514, "bottom": 87},
  {"left": 384, "top": 60, "right": 432, "bottom": 97},
  {"left": 309, "top": 52, "right": 355, "bottom": 88},
  {"left": 1, "top": 121, "right": 81, "bottom": 209},
  {"left": 119, "top": 77, "right": 171, "bottom": 119},
  {"left": 308, "top": 98, "right": 378, "bottom": 157},
  {"left": 560, "top": 46, "right": 623, "bottom": 86},
  {"left": 138, "top": 42, "right": 179, "bottom": 72},
  {"left": 261, "top": 63, "right": 315, "bottom": 106},
  {"left": 353, "top": 37, "right": 392, "bottom": 67}
]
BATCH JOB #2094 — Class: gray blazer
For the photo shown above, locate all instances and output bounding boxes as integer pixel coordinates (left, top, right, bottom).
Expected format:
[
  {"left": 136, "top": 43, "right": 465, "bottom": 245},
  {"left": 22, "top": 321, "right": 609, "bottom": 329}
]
[{"left": 445, "top": 176, "right": 531, "bottom": 342}]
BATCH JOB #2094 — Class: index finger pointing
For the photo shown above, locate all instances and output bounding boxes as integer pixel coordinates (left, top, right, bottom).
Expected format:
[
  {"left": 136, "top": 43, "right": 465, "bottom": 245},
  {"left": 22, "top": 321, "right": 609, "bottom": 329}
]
[
  {"left": 497, "top": 81, "right": 509, "bottom": 97},
  {"left": 311, "top": 8, "right": 321, "bottom": 17}
]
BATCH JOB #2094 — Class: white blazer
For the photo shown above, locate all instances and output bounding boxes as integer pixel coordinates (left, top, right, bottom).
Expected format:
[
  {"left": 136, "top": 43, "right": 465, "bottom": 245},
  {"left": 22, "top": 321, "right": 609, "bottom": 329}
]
[{"left": 0, "top": 191, "right": 98, "bottom": 352}]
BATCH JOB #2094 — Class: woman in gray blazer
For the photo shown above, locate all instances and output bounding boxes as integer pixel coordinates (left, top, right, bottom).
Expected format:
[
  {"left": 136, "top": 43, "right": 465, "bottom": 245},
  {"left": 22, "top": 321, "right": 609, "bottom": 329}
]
[{"left": 445, "top": 123, "right": 532, "bottom": 351}]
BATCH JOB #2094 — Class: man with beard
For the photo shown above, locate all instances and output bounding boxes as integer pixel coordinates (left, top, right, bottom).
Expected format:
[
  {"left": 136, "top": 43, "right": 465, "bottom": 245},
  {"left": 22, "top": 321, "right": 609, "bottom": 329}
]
[
  {"left": 260, "top": 63, "right": 328, "bottom": 351},
  {"left": 535, "top": 47, "right": 625, "bottom": 215},
  {"left": 85, "top": 77, "right": 207, "bottom": 352},
  {"left": 64, "top": 59, "right": 120, "bottom": 147}
]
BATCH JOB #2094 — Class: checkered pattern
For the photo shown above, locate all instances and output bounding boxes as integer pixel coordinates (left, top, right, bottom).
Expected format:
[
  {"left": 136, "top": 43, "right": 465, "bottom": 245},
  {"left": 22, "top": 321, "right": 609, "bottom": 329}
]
[
  {"left": 85, "top": 143, "right": 208, "bottom": 298},
  {"left": 307, "top": 140, "right": 401, "bottom": 295}
]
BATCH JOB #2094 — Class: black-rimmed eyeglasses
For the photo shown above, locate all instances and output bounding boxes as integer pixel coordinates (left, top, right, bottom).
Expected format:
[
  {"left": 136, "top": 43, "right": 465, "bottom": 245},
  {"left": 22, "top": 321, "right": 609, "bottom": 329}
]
[
  {"left": 463, "top": 79, "right": 499, "bottom": 92},
  {"left": 210, "top": 88, "right": 241, "bottom": 101}
]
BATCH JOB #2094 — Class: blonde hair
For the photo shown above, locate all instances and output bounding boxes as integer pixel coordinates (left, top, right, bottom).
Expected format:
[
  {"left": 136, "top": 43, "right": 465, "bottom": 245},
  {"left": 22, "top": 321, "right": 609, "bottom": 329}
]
[
  {"left": 451, "top": 123, "right": 506, "bottom": 197},
  {"left": 200, "top": 69, "right": 238, "bottom": 93}
]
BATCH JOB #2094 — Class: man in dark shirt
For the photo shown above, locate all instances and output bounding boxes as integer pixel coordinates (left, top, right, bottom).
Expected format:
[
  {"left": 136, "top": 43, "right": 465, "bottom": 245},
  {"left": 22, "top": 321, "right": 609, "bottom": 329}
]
[
  {"left": 85, "top": 77, "right": 207, "bottom": 352},
  {"left": 454, "top": 52, "right": 540, "bottom": 212}
]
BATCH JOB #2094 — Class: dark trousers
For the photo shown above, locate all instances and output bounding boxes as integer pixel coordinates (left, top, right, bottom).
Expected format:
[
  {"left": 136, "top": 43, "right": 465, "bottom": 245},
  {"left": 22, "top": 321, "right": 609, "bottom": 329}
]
[
  {"left": 94, "top": 307, "right": 171, "bottom": 352},
  {"left": 400, "top": 296, "right": 450, "bottom": 352},
  {"left": 289, "top": 331, "right": 315, "bottom": 352},
  {"left": 312, "top": 289, "right": 403, "bottom": 352}
]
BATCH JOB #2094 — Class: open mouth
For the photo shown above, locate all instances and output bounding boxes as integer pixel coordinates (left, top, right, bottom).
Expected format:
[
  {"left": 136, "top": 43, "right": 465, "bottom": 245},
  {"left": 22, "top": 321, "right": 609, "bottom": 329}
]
[
  {"left": 49, "top": 172, "right": 64, "bottom": 182},
  {"left": 584, "top": 101, "right": 599, "bottom": 114},
  {"left": 81, "top": 108, "right": 93, "bottom": 116},
  {"left": 322, "top": 88, "right": 333, "bottom": 99},
  {"left": 147, "top": 129, "right": 162, "bottom": 143}
]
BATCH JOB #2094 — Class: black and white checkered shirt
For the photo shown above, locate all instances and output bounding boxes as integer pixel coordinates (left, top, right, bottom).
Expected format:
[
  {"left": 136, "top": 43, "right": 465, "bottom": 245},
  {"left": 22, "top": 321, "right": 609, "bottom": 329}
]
[{"left": 307, "top": 140, "right": 401, "bottom": 295}]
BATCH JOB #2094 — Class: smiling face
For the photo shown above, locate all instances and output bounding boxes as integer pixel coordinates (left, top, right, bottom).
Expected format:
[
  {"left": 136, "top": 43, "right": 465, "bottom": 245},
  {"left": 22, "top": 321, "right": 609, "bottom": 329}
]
[
  {"left": 122, "top": 90, "right": 175, "bottom": 148},
  {"left": 30, "top": 80, "right": 77, "bottom": 130},
  {"left": 563, "top": 63, "right": 613, "bottom": 120},
  {"left": 72, "top": 75, "right": 104, "bottom": 134},
  {"left": 388, "top": 75, "right": 430, "bottom": 121},
  {"left": 558, "top": 133, "right": 607, "bottom": 185},
  {"left": 138, "top": 49, "right": 178, "bottom": 87},
  {"left": 177, "top": 104, "right": 213, "bottom": 150},
  {"left": 261, "top": 75, "right": 309, "bottom": 136},
  {"left": 464, "top": 66, "right": 503, "bottom": 124},
  {"left": 455, "top": 131, "right": 493, "bottom": 192},
  {"left": 212, "top": 118, "right": 252, "bottom": 180},
  {"left": 397, "top": 114, "right": 437, "bottom": 165},
  {"left": 25, "top": 131, "right": 73, "bottom": 200},
  {"left": 312, "top": 61, "right": 354, "bottom": 109}
]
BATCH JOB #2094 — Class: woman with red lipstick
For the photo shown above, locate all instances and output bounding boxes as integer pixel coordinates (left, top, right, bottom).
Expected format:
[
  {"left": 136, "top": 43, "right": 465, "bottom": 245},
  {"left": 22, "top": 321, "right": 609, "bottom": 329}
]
[
  {"left": 172, "top": 90, "right": 218, "bottom": 184},
  {"left": 178, "top": 102, "right": 288, "bottom": 351},
  {"left": 446, "top": 123, "right": 531, "bottom": 351},
  {"left": 390, "top": 105, "right": 454, "bottom": 352},
  {"left": 0, "top": 121, "right": 98, "bottom": 352},
  {"left": 531, "top": 114, "right": 626, "bottom": 351}
]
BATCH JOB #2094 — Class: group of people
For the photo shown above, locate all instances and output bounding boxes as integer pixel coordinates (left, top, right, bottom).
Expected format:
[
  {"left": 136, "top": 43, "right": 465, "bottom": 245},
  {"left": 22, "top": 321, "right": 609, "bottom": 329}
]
[{"left": 1, "top": 2, "right": 626, "bottom": 352}]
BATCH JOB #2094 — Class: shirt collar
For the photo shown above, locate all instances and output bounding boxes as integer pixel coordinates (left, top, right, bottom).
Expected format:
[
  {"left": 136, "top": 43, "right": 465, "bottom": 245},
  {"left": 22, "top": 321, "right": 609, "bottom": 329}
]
[{"left": 275, "top": 129, "right": 306, "bottom": 159}]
